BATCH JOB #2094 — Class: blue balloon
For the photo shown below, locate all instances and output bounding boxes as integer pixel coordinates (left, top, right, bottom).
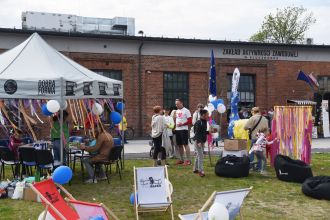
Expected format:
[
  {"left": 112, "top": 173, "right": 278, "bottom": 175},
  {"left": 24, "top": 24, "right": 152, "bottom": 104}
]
[
  {"left": 52, "top": 166, "right": 73, "bottom": 184},
  {"left": 116, "top": 102, "right": 125, "bottom": 112},
  {"left": 42, "top": 104, "right": 53, "bottom": 116},
  {"left": 89, "top": 216, "right": 104, "bottom": 220},
  {"left": 211, "top": 99, "right": 224, "bottom": 109},
  {"left": 130, "top": 192, "right": 138, "bottom": 204},
  {"left": 110, "top": 111, "right": 122, "bottom": 124}
]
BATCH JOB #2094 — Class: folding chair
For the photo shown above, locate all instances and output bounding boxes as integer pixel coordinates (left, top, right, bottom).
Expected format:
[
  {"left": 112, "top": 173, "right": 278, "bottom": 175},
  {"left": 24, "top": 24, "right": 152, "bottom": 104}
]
[
  {"left": 35, "top": 150, "right": 56, "bottom": 176},
  {"left": 29, "top": 179, "right": 119, "bottom": 220},
  {"left": 133, "top": 166, "right": 174, "bottom": 220},
  {"left": 178, "top": 187, "right": 252, "bottom": 220},
  {"left": 19, "top": 147, "right": 36, "bottom": 178},
  {"left": 92, "top": 146, "right": 123, "bottom": 183},
  {"left": 0, "top": 146, "right": 20, "bottom": 180}
]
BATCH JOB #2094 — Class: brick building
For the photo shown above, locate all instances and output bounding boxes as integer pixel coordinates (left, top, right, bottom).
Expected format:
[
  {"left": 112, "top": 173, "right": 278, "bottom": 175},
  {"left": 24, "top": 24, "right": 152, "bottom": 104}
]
[{"left": 0, "top": 28, "right": 330, "bottom": 137}]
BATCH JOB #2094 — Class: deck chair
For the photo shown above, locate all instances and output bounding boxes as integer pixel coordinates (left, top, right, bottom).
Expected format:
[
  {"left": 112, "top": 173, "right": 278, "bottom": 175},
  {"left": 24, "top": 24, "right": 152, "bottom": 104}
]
[
  {"left": 29, "top": 179, "right": 119, "bottom": 220},
  {"left": 134, "top": 166, "right": 174, "bottom": 220},
  {"left": 178, "top": 187, "right": 252, "bottom": 220}
]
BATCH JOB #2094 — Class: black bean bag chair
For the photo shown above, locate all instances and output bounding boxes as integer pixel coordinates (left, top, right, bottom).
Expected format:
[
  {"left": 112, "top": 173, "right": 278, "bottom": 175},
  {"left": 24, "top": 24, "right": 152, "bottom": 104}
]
[
  {"left": 215, "top": 155, "right": 250, "bottom": 178},
  {"left": 302, "top": 176, "right": 330, "bottom": 200},
  {"left": 274, "top": 154, "right": 313, "bottom": 183}
]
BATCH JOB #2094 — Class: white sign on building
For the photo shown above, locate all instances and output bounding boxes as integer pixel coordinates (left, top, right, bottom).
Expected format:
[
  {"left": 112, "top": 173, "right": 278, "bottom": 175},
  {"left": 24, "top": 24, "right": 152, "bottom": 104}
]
[{"left": 322, "top": 100, "right": 330, "bottom": 138}]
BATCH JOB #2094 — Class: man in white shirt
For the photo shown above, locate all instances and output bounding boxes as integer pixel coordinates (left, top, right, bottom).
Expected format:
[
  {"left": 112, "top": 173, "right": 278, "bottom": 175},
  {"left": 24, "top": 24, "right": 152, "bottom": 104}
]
[{"left": 174, "top": 99, "right": 192, "bottom": 165}]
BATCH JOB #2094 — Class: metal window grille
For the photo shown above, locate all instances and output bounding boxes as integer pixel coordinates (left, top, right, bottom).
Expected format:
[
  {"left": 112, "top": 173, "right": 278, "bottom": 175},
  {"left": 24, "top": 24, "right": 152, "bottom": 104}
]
[
  {"left": 163, "top": 72, "right": 189, "bottom": 109},
  {"left": 227, "top": 74, "right": 255, "bottom": 108}
]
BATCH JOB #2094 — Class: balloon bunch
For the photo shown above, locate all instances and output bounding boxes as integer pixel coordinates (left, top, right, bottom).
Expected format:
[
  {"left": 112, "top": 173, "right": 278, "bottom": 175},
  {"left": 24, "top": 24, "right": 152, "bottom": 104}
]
[
  {"left": 204, "top": 95, "right": 226, "bottom": 115},
  {"left": 42, "top": 100, "right": 61, "bottom": 116}
]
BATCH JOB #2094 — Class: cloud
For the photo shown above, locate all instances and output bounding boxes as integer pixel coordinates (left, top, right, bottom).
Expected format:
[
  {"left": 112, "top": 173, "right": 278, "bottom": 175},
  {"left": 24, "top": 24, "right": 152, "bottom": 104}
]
[{"left": 0, "top": 0, "right": 329, "bottom": 44}]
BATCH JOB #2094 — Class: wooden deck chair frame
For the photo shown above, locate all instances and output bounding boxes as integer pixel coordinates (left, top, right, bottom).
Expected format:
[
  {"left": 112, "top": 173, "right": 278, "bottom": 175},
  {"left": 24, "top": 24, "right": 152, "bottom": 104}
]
[
  {"left": 29, "top": 180, "right": 119, "bottom": 220},
  {"left": 133, "top": 166, "right": 174, "bottom": 220},
  {"left": 178, "top": 187, "right": 253, "bottom": 220}
]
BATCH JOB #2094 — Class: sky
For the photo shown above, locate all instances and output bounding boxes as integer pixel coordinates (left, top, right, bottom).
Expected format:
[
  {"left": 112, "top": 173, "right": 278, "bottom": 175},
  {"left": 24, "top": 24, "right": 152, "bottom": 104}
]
[{"left": 0, "top": 0, "right": 329, "bottom": 44}]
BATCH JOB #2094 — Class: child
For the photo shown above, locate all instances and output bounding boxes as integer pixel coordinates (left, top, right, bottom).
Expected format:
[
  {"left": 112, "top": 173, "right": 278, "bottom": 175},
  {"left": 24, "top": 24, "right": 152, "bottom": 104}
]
[
  {"left": 192, "top": 109, "right": 216, "bottom": 177},
  {"left": 249, "top": 128, "right": 277, "bottom": 174}
]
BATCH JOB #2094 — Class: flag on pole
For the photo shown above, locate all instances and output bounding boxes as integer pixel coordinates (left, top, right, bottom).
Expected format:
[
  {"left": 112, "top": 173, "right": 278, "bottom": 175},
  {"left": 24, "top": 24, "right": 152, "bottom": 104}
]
[
  {"left": 209, "top": 49, "right": 216, "bottom": 97},
  {"left": 307, "top": 73, "right": 319, "bottom": 88},
  {"left": 297, "top": 70, "right": 314, "bottom": 89}
]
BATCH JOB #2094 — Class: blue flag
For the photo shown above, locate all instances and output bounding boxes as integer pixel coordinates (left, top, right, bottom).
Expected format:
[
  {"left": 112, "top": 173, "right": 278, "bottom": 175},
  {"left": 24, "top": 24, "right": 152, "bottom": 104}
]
[
  {"left": 209, "top": 50, "right": 216, "bottom": 96},
  {"left": 297, "top": 70, "right": 314, "bottom": 89}
]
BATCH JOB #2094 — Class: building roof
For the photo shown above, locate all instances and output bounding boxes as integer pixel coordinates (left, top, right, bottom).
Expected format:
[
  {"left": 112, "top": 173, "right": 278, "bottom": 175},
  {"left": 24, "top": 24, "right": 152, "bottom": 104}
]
[{"left": 1, "top": 28, "right": 330, "bottom": 49}]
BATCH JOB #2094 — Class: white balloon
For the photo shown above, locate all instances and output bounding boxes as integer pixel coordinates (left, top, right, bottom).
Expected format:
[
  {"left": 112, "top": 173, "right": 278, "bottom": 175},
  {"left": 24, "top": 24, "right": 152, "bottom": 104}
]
[
  {"left": 164, "top": 178, "right": 173, "bottom": 196},
  {"left": 217, "top": 103, "right": 226, "bottom": 114},
  {"left": 209, "top": 95, "right": 217, "bottom": 102},
  {"left": 38, "top": 211, "right": 55, "bottom": 220},
  {"left": 92, "top": 103, "right": 104, "bottom": 115},
  {"left": 46, "top": 100, "right": 60, "bottom": 113},
  {"left": 207, "top": 103, "right": 215, "bottom": 112},
  {"left": 208, "top": 202, "right": 229, "bottom": 220}
]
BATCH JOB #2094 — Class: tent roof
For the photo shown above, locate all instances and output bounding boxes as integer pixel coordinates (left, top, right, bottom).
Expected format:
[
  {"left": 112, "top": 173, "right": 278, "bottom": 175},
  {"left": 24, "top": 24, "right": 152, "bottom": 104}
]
[
  {"left": 287, "top": 99, "right": 317, "bottom": 105},
  {"left": 0, "top": 33, "right": 122, "bottom": 99}
]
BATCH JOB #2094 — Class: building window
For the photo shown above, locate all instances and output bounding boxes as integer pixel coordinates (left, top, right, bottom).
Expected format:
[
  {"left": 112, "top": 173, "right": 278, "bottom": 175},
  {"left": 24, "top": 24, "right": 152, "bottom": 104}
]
[
  {"left": 92, "top": 69, "right": 122, "bottom": 81},
  {"left": 163, "top": 72, "right": 189, "bottom": 109},
  {"left": 318, "top": 76, "right": 330, "bottom": 92},
  {"left": 227, "top": 74, "right": 255, "bottom": 108}
]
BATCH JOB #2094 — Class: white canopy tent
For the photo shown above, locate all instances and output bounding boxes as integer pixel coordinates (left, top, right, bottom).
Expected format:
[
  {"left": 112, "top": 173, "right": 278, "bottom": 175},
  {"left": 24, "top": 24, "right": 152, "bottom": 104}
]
[
  {"left": 0, "top": 32, "right": 123, "bottom": 99},
  {"left": 0, "top": 33, "right": 123, "bottom": 163}
]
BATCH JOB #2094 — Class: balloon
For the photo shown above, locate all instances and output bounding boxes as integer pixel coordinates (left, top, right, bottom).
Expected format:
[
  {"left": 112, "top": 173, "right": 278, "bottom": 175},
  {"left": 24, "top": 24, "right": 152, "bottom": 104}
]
[
  {"left": 110, "top": 112, "right": 122, "bottom": 124},
  {"left": 208, "top": 95, "right": 217, "bottom": 102},
  {"left": 46, "top": 100, "right": 60, "bottom": 113},
  {"left": 207, "top": 103, "right": 215, "bottom": 112},
  {"left": 52, "top": 166, "right": 73, "bottom": 184},
  {"left": 208, "top": 202, "right": 229, "bottom": 220},
  {"left": 92, "top": 103, "right": 104, "bottom": 115},
  {"left": 89, "top": 216, "right": 105, "bottom": 220},
  {"left": 38, "top": 211, "right": 55, "bottom": 220},
  {"left": 42, "top": 104, "right": 53, "bottom": 116},
  {"left": 164, "top": 179, "right": 173, "bottom": 196},
  {"left": 217, "top": 103, "right": 226, "bottom": 114},
  {"left": 130, "top": 192, "right": 138, "bottom": 204},
  {"left": 116, "top": 102, "right": 125, "bottom": 112}
]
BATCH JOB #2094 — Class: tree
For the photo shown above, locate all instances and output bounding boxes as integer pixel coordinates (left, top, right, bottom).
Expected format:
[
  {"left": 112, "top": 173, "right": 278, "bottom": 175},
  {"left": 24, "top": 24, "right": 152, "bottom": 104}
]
[{"left": 250, "top": 6, "right": 316, "bottom": 44}]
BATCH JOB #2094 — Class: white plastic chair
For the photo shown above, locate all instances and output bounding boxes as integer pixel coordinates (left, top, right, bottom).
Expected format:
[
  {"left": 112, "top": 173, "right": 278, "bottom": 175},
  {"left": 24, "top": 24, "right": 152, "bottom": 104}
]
[
  {"left": 133, "top": 166, "right": 174, "bottom": 220},
  {"left": 178, "top": 187, "right": 252, "bottom": 220}
]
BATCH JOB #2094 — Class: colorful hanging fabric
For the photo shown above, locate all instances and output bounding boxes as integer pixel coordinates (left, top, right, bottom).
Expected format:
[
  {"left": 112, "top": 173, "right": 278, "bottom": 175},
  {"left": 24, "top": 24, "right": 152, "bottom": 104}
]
[{"left": 270, "top": 106, "right": 312, "bottom": 165}]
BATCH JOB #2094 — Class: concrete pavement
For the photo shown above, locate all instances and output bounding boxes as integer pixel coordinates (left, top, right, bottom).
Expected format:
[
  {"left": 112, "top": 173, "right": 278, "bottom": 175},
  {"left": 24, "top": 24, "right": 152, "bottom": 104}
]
[{"left": 123, "top": 138, "right": 330, "bottom": 159}]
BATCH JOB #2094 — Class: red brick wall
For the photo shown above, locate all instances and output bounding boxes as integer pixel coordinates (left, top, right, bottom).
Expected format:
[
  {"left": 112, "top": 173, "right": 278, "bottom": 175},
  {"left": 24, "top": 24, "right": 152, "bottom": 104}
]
[{"left": 65, "top": 52, "right": 330, "bottom": 136}]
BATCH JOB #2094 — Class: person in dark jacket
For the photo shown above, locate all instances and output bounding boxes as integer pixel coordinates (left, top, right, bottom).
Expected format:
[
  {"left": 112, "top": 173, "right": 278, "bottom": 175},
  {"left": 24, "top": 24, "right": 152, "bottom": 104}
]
[{"left": 192, "top": 109, "right": 216, "bottom": 177}]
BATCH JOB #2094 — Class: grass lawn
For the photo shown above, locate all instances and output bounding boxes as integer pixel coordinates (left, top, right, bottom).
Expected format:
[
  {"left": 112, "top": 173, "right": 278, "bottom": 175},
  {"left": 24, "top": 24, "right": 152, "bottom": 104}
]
[{"left": 1, "top": 153, "right": 330, "bottom": 220}]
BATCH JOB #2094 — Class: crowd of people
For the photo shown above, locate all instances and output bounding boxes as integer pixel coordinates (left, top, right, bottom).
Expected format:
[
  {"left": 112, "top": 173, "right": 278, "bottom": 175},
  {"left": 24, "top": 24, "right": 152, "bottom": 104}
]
[{"left": 151, "top": 100, "right": 276, "bottom": 177}]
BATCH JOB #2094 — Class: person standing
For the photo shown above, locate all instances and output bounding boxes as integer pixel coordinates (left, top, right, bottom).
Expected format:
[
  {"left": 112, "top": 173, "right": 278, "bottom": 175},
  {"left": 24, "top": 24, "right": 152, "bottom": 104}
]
[
  {"left": 164, "top": 108, "right": 175, "bottom": 158},
  {"left": 174, "top": 99, "right": 192, "bottom": 165},
  {"left": 244, "top": 107, "right": 269, "bottom": 169},
  {"left": 192, "top": 103, "right": 204, "bottom": 125},
  {"left": 192, "top": 109, "right": 212, "bottom": 177},
  {"left": 51, "top": 110, "right": 70, "bottom": 165},
  {"left": 151, "top": 106, "right": 167, "bottom": 166},
  {"left": 119, "top": 112, "right": 128, "bottom": 144}
]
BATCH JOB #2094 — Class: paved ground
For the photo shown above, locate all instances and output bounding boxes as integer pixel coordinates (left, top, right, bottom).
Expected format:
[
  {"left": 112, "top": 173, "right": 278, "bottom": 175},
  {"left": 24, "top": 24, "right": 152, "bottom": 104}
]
[{"left": 123, "top": 138, "right": 330, "bottom": 159}]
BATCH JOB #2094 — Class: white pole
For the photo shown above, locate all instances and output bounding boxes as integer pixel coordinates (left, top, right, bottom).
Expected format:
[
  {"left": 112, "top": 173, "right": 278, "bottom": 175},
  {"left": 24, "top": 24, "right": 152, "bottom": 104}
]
[{"left": 60, "top": 77, "right": 64, "bottom": 164}]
